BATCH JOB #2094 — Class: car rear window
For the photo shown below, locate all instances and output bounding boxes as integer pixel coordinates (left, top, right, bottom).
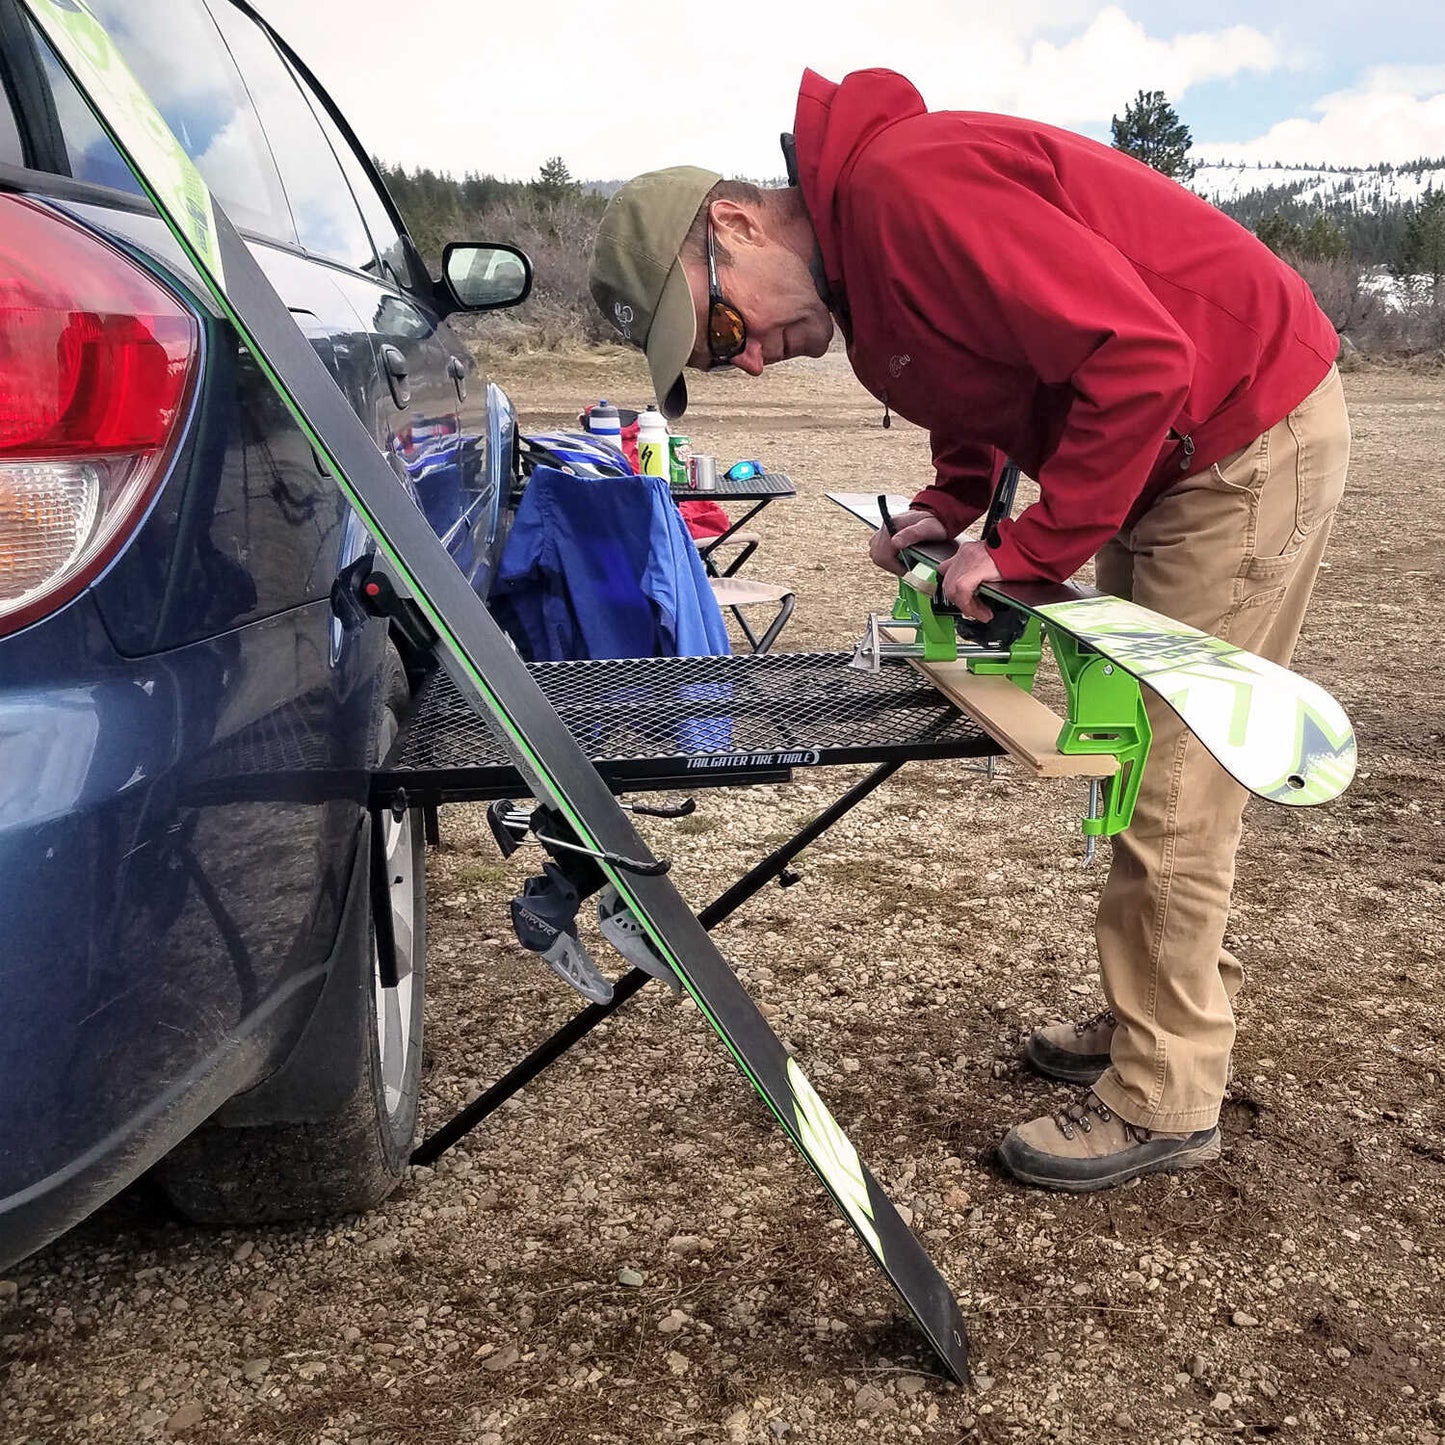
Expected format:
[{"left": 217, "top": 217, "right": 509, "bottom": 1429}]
[
  {"left": 33, "top": 0, "right": 297, "bottom": 246},
  {"left": 204, "top": 0, "right": 375, "bottom": 271}
]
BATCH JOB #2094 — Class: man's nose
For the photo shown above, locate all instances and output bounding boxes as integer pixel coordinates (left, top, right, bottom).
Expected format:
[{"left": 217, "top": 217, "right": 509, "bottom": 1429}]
[{"left": 729, "top": 340, "right": 766, "bottom": 377}]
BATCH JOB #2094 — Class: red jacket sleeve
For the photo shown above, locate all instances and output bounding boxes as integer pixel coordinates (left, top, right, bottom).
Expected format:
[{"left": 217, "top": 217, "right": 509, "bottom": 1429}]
[
  {"left": 853, "top": 135, "right": 1194, "bottom": 581},
  {"left": 912, "top": 435, "right": 1002, "bottom": 536}
]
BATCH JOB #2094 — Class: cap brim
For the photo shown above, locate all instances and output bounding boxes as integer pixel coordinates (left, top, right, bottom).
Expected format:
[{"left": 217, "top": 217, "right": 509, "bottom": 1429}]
[{"left": 644, "top": 259, "right": 696, "bottom": 421}]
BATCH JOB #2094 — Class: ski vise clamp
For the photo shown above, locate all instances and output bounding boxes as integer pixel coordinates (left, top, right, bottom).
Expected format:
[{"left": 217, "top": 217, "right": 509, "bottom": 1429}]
[
  {"left": 1042, "top": 628, "right": 1151, "bottom": 839},
  {"left": 892, "top": 561, "right": 959, "bottom": 662}
]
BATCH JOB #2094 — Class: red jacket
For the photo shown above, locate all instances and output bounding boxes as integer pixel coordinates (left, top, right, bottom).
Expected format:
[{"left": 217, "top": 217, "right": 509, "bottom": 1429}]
[{"left": 792, "top": 69, "right": 1339, "bottom": 583}]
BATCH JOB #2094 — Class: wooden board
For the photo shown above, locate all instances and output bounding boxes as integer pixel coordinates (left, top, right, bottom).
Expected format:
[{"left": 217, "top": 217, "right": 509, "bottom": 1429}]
[{"left": 881, "top": 629, "right": 1117, "bottom": 780}]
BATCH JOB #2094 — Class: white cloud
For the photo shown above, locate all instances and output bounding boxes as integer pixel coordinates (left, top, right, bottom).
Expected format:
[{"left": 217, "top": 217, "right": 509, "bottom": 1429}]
[
  {"left": 252, "top": 1, "right": 1283, "bottom": 180},
  {"left": 1200, "top": 67, "right": 1445, "bottom": 165},
  {"left": 964, "top": 8, "right": 1283, "bottom": 126}
]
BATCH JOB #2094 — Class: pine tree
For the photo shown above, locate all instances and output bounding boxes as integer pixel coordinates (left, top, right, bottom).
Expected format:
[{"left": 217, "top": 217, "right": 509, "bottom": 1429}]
[
  {"left": 1255, "top": 213, "right": 1303, "bottom": 256},
  {"left": 535, "top": 156, "right": 577, "bottom": 202},
  {"left": 1111, "top": 90, "right": 1198, "bottom": 181},
  {"left": 1300, "top": 214, "right": 1350, "bottom": 263},
  {"left": 1397, "top": 189, "right": 1445, "bottom": 305}
]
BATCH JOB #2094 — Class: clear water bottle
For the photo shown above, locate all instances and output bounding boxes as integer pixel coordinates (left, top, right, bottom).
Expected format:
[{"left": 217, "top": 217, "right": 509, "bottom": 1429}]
[
  {"left": 587, "top": 399, "right": 622, "bottom": 451},
  {"left": 636, "top": 404, "right": 670, "bottom": 477}
]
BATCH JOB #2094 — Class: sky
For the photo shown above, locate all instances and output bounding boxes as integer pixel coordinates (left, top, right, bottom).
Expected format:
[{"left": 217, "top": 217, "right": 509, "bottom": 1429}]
[{"left": 252, "top": 1, "right": 1445, "bottom": 182}]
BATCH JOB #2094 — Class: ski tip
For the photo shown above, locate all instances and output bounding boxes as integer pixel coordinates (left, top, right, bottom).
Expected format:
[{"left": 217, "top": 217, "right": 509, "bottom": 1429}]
[{"left": 1266, "top": 738, "right": 1358, "bottom": 805}]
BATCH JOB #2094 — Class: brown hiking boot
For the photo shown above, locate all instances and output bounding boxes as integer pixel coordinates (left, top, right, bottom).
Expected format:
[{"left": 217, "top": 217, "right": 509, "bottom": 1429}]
[
  {"left": 1024, "top": 1007, "right": 1116, "bottom": 1084},
  {"left": 998, "top": 1092, "right": 1221, "bottom": 1193}
]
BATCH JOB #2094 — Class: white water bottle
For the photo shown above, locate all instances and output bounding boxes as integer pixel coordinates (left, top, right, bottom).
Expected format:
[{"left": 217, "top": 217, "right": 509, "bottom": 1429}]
[
  {"left": 587, "top": 400, "right": 622, "bottom": 451},
  {"left": 636, "top": 404, "right": 670, "bottom": 477}
]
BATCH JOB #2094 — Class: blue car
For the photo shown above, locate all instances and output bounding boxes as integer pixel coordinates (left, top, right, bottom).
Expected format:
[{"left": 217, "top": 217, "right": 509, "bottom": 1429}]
[{"left": 0, "top": 0, "right": 526, "bottom": 1266}]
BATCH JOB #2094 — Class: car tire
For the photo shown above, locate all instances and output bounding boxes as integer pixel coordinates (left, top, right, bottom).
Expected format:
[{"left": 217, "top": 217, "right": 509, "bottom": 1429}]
[{"left": 154, "top": 646, "right": 426, "bottom": 1224}]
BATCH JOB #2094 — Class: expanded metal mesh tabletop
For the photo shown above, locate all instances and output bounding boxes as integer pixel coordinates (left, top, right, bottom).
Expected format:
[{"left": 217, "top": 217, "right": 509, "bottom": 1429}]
[
  {"left": 376, "top": 651, "right": 997, "bottom": 802},
  {"left": 667, "top": 470, "right": 795, "bottom": 501}
]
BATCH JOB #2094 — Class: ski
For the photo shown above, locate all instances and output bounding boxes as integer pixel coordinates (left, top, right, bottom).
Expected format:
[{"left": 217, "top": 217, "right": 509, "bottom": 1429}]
[
  {"left": 25, "top": 0, "right": 968, "bottom": 1383},
  {"left": 828, "top": 491, "right": 1356, "bottom": 806}
]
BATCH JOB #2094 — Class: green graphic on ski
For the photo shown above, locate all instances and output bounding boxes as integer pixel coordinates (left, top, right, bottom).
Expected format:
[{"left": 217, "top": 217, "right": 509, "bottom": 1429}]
[
  {"left": 827, "top": 491, "right": 1356, "bottom": 806},
  {"left": 26, "top": 0, "right": 968, "bottom": 1384}
]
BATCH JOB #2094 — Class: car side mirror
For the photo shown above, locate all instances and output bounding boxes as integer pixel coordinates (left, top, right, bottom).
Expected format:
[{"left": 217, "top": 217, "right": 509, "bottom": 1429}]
[{"left": 441, "top": 242, "right": 533, "bottom": 311}]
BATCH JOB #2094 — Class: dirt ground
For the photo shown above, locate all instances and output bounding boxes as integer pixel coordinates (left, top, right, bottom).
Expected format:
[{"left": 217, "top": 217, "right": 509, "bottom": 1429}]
[{"left": 3, "top": 350, "right": 1443, "bottom": 1445}]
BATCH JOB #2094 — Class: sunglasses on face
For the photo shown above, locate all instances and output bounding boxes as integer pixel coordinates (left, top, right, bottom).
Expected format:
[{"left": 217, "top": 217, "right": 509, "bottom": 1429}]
[{"left": 705, "top": 215, "right": 748, "bottom": 367}]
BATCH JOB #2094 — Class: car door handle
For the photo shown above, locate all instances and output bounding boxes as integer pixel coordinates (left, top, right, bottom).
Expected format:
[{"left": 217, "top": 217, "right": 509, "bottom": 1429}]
[
  {"left": 380, "top": 344, "right": 411, "bottom": 409},
  {"left": 447, "top": 354, "right": 468, "bottom": 403}
]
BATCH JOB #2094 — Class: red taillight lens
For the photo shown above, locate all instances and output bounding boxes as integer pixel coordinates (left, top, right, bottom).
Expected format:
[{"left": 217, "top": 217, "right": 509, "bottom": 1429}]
[{"left": 0, "top": 196, "right": 198, "bottom": 637}]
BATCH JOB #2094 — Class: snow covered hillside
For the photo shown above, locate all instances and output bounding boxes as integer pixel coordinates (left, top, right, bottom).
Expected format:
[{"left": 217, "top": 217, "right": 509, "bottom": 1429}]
[{"left": 1191, "top": 161, "right": 1445, "bottom": 209}]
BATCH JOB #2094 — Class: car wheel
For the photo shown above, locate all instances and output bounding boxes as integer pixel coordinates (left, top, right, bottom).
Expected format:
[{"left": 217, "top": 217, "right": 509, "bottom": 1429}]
[{"left": 155, "top": 646, "right": 427, "bottom": 1223}]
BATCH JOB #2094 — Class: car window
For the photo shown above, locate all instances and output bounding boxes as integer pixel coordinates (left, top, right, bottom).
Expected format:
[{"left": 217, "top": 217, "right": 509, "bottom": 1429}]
[
  {"left": 32, "top": 0, "right": 296, "bottom": 244},
  {"left": 205, "top": 0, "right": 376, "bottom": 274},
  {"left": 303, "top": 77, "right": 416, "bottom": 290}
]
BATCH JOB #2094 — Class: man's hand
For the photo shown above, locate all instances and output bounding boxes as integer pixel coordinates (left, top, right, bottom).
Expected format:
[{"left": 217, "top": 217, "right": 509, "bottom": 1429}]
[
  {"left": 939, "top": 539, "right": 1002, "bottom": 622},
  {"left": 868, "top": 508, "right": 948, "bottom": 576}
]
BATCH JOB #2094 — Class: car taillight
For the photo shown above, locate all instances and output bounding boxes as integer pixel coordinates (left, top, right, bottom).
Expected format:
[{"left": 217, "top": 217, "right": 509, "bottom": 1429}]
[{"left": 0, "top": 196, "right": 198, "bottom": 637}]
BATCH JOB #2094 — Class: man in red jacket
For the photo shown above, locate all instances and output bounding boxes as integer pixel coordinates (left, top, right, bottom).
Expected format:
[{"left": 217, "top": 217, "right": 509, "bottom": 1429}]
[{"left": 589, "top": 68, "right": 1349, "bottom": 1193}]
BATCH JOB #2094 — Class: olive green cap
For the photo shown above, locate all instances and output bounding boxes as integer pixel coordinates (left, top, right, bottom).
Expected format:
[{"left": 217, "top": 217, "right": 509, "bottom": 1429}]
[{"left": 589, "top": 165, "right": 721, "bottom": 420}]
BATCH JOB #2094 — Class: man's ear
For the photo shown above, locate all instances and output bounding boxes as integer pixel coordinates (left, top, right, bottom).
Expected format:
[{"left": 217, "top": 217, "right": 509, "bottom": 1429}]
[{"left": 711, "top": 197, "right": 768, "bottom": 250}]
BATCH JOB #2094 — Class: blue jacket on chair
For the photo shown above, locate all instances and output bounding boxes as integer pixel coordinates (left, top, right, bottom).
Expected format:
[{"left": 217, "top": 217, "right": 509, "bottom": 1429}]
[{"left": 491, "top": 466, "right": 731, "bottom": 662}]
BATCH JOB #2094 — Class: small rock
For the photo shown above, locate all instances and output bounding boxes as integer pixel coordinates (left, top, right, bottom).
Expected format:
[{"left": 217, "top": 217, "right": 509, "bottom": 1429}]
[
  {"left": 657, "top": 1309, "right": 689, "bottom": 1334},
  {"left": 1231, "top": 1311, "right": 1260, "bottom": 1327},
  {"left": 296, "top": 1361, "right": 326, "bottom": 1380},
  {"left": 1328, "top": 1345, "right": 1352, "bottom": 1362},
  {"left": 232, "top": 1241, "right": 254, "bottom": 1263},
  {"left": 618, "top": 1268, "right": 645, "bottom": 1288},
  {"left": 897, "top": 1374, "right": 927, "bottom": 1396},
  {"left": 241, "top": 1358, "right": 270, "bottom": 1382},
  {"left": 0, "top": 1281, "right": 16, "bottom": 1305},
  {"left": 1211, "top": 1392, "right": 1234, "bottom": 1412},
  {"left": 481, "top": 1344, "right": 520, "bottom": 1372},
  {"left": 667, "top": 1235, "right": 707, "bottom": 1257},
  {"left": 724, "top": 1407, "right": 751, "bottom": 1442},
  {"left": 1188, "top": 1354, "right": 1208, "bottom": 1379},
  {"left": 768, "top": 1422, "right": 789, "bottom": 1440},
  {"left": 666, "top": 1350, "right": 689, "bottom": 1376},
  {"left": 166, "top": 1403, "right": 205, "bottom": 1433},
  {"left": 1114, "top": 1413, "right": 1136, "bottom": 1429},
  {"left": 853, "top": 1383, "right": 890, "bottom": 1416}
]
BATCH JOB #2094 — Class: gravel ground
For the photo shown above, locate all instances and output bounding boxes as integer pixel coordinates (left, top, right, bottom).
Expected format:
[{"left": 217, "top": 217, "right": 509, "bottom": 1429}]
[{"left": 2, "top": 350, "right": 1442, "bottom": 1445}]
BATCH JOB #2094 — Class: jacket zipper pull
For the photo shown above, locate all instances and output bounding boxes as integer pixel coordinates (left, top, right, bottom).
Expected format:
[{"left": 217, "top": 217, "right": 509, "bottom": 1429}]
[
  {"left": 882, "top": 390, "right": 891, "bottom": 430},
  {"left": 1168, "top": 427, "right": 1195, "bottom": 471}
]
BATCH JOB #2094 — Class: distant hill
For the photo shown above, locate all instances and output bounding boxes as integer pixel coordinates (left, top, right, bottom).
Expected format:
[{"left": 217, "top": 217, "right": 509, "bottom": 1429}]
[{"left": 1189, "top": 159, "right": 1445, "bottom": 265}]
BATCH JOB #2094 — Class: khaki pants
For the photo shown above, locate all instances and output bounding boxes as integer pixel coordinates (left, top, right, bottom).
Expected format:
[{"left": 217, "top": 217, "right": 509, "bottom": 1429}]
[{"left": 1090, "top": 365, "right": 1350, "bottom": 1132}]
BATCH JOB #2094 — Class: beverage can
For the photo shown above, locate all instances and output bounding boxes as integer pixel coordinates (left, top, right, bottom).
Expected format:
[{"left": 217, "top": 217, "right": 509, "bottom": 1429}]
[
  {"left": 669, "top": 434, "right": 691, "bottom": 487},
  {"left": 689, "top": 454, "right": 718, "bottom": 492}
]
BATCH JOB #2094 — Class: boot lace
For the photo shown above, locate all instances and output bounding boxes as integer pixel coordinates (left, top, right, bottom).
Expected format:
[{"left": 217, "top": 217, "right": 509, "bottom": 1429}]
[
  {"left": 1073, "top": 1007, "right": 1117, "bottom": 1039},
  {"left": 1052, "top": 1091, "right": 1150, "bottom": 1143}
]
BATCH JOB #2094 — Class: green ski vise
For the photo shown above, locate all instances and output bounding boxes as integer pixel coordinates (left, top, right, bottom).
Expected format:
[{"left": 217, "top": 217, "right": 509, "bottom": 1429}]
[
  {"left": 888, "top": 549, "right": 1147, "bottom": 837},
  {"left": 1043, "top": 627, "right": 1151, "bottom": 837},
  {"left": 891, "top": 562, "right": 958, "bottom": 663},
  {"left": 966, "top": 614, "right": 1044, "bottom": 693}
]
